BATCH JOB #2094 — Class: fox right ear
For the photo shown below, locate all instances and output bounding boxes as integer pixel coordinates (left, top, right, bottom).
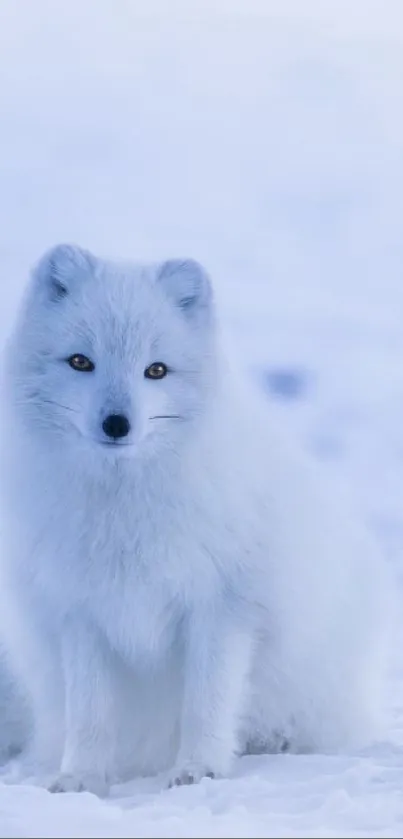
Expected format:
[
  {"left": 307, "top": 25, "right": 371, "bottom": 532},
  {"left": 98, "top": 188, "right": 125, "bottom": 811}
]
[
  {"left": 33, "top": 243, "right": 94, "bottom": 301},
  {"left": 157, "top": 258, "right": 213, "bottom": 323}
]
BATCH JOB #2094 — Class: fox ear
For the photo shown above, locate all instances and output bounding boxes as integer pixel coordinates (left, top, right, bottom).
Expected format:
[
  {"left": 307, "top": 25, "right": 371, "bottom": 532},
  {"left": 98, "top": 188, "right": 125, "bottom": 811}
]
[
  {"left": 157, "top": 259, "right": 213, "bottom": 322},
  {"left": 33, "top": 243, "right": 95, "bottom": 301}
]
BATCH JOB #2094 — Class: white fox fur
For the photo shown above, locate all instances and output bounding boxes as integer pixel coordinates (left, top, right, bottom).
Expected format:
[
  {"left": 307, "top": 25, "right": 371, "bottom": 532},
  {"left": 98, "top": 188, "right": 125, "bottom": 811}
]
[{"left": 0, "top": 244, "right": 393, "bottom": 796}]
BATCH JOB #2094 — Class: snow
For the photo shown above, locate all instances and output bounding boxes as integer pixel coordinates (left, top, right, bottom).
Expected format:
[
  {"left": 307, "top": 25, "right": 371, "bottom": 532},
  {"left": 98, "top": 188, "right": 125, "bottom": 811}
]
[
  {"left": 1, "top": 751, "right": 403, "bottom": 838},
  {"left": 1, "top": 0, "right": 403, "bottom": 835}
]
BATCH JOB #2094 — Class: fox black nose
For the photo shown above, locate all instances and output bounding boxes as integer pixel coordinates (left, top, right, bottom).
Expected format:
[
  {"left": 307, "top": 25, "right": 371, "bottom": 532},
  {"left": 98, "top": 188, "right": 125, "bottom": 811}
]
[{"left": 102, "top": 414, "right": 131, "bottom": 440}]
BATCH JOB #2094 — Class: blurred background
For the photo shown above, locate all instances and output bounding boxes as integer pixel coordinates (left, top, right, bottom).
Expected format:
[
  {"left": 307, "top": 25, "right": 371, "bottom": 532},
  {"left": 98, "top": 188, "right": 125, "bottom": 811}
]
[{"left": 0, "top": 0, "right": 402, "bottom": 567}]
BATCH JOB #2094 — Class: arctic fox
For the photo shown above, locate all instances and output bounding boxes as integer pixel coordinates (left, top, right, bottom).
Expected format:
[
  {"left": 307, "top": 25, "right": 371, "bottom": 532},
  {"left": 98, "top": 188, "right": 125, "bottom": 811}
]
[{"left": 0, "top": 244, "right": 393, "bottom": 797}]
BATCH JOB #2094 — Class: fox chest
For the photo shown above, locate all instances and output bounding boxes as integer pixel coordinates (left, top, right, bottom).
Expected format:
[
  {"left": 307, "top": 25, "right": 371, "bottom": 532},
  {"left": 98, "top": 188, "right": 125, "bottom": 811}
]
[
  {"left": 15, "top": 483, "right": 226, "bottom": 659},
  {"left": 89, "top": 559, "right": 184, "bottom": 661},
  {"left": 37, "top": 512, "right": 192, "bottom": 660}
]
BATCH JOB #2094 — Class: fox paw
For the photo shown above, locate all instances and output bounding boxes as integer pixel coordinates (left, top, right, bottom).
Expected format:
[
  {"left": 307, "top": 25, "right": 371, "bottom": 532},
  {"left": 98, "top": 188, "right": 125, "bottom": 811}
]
[
  {"left": 48, "top": 771, "right": 110, "bottom": 798},
  {"left": 167, "top": 761, "right": 217, "bottom": 788}
]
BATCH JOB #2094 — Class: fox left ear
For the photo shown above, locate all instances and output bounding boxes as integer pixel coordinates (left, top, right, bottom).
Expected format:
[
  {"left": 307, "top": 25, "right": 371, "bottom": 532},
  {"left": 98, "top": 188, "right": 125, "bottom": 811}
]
[
  {"left": 32, "top": 243, "right": 95, "bottom": 301},
  {"left": 157, "top": 259, "right": 213, "bottom": 322}
]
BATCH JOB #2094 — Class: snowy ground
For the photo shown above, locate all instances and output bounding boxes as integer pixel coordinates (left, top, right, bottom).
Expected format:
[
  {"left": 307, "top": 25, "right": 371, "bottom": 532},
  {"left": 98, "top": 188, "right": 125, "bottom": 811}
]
[{"left": 1, "top": 0, "right": 403, "bottom": 835}]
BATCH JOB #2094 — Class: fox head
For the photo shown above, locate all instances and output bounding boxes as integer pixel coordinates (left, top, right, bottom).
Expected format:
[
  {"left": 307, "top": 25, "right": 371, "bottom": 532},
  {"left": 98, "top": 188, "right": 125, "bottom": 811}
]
[{"left": 7, "top": 244, "right": 217, "bottom": 461}]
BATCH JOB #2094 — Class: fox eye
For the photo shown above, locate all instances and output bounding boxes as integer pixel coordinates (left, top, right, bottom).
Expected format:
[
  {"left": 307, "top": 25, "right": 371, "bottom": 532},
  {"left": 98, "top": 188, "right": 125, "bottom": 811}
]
[
  {"left": 67, "top": 354, "right": 95, "bottom": 372},
  {"left": 144, "top": 362, "right": 168, "bottom": 380}
]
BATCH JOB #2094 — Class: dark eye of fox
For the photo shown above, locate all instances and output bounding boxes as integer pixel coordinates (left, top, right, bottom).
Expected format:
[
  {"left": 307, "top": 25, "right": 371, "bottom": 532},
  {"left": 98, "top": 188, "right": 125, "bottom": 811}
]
[
  {"left": 144, "top": 362, "right": 168, "bottom": 380},
  {"left": 67, "top": 354, "right": 95, "bottom": 373}
]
